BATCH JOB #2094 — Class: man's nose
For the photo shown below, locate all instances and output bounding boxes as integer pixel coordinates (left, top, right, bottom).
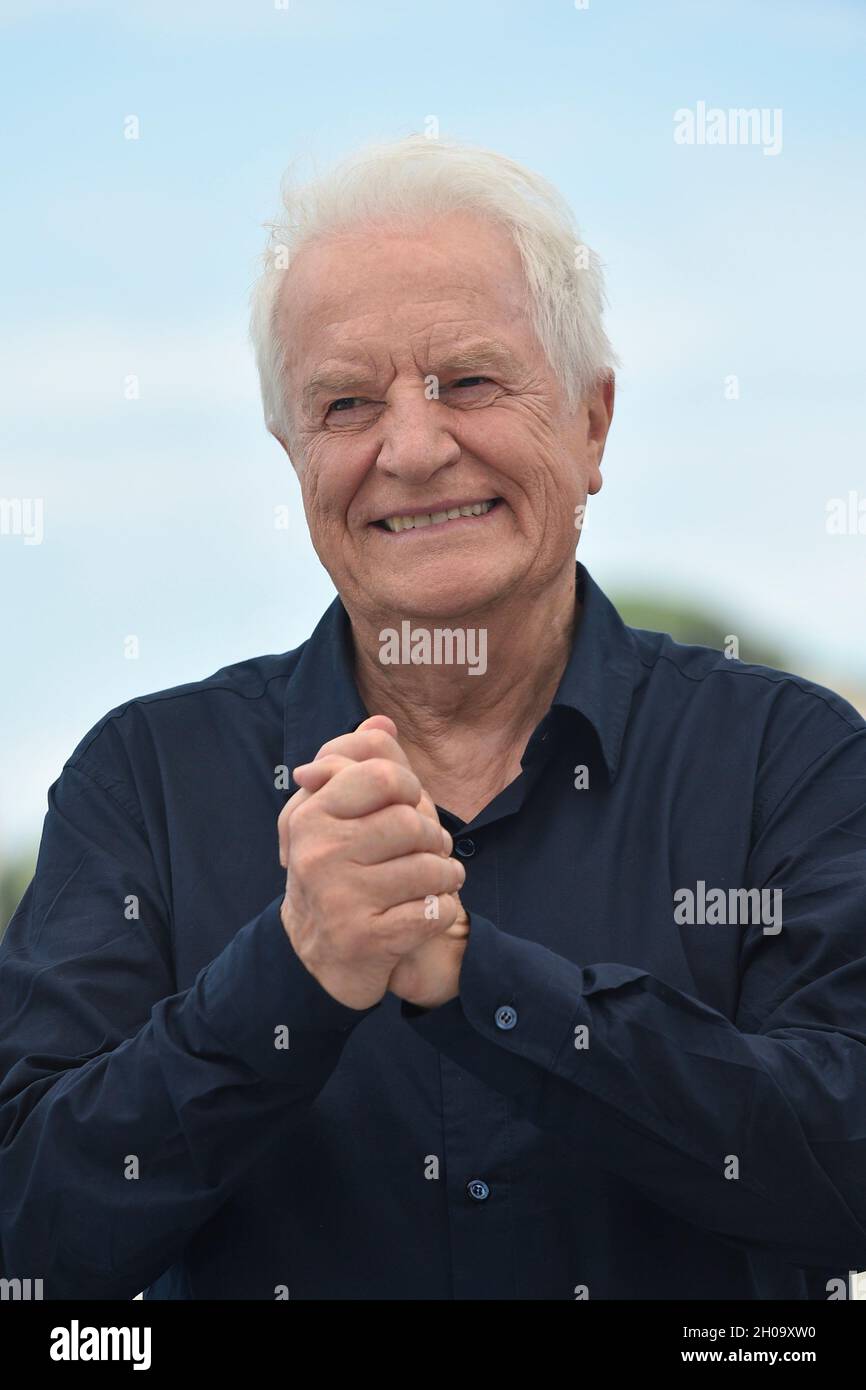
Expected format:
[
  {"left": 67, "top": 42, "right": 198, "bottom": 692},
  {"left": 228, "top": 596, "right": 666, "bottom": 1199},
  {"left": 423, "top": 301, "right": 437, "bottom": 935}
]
[{"left": 374, "top": 391, "right": 461, "bottom": 482}]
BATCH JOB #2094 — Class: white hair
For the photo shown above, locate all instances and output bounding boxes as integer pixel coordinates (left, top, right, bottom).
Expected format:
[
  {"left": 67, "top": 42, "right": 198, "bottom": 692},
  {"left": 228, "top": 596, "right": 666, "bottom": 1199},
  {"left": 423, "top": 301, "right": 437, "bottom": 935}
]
[{"left": 248, "top": 134, "right": 617, "bottom": 444}]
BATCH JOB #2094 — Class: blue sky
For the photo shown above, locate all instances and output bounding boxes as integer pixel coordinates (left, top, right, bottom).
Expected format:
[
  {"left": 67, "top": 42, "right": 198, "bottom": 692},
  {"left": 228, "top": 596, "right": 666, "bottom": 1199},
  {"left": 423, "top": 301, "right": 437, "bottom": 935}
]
[{"left": 2, "top": 0, "right": 865, "bottom": 852}]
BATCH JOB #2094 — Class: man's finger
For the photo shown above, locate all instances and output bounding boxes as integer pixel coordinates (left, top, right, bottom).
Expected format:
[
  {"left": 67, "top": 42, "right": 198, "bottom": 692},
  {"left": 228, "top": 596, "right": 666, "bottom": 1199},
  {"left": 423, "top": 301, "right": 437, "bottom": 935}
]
[
  {"left": 278, "top": 755, "right": 356, "bottom": 865},
  {"left": 308, "top": 757, "right": 423, "bottom": 820},
  {"left": 365, "top": 852, "right": 466, "bottom": 912},
  {"left": 348, "top": 803, "right": 449, "bottom": 865},
  {"left": 292, "top": 752, "right": 355, "bottom": 795},
  {"left": 356, "top": 714, "right": 398, "bottom": 740},
  {"left": 309, "top": 726, "right": 410, "bottom": 773}
]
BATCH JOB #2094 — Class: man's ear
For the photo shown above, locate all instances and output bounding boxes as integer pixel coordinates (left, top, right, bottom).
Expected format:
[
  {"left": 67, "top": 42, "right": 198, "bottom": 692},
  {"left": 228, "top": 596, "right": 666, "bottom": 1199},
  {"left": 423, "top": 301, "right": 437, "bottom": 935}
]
[
  {"left": 588, "top": 374, "right": 614, "bottom": 444},
  {"left": 585, "top": 374, "right": 614, "bottom": 492}
]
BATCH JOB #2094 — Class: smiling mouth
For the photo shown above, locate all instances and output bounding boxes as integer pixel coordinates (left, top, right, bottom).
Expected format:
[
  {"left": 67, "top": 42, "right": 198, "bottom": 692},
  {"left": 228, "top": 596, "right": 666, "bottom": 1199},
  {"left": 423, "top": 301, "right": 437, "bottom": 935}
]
[{"left": 374, "top": 498, "right": 501, "bottom": 533}]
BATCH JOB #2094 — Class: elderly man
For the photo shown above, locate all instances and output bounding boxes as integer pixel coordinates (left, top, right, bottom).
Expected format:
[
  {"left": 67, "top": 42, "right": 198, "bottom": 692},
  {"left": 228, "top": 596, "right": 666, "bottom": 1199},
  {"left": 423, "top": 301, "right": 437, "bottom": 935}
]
[{"left": 2, "top": 136, "right": 865, "bottom": 1302}]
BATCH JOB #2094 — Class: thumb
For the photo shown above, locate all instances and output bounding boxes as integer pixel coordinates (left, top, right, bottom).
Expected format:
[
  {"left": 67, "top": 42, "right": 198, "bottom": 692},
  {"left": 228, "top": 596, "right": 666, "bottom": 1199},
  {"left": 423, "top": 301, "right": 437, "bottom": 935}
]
[{"left": 356, "top": 713, "right": 398, "bottom": 740}]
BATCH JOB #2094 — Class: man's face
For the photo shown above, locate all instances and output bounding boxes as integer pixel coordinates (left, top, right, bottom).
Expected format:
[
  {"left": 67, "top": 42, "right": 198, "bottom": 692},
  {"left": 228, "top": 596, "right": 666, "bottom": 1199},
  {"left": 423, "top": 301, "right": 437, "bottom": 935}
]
[{"left": 276, "top": 210, "right": 611, "bottom": 621}]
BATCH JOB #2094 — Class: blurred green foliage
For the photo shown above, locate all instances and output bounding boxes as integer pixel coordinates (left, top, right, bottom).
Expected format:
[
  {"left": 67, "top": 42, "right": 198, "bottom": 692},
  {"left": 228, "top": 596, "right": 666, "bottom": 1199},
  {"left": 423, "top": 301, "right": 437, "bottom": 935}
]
[
  {"left": 1, "top": 850, "right": 37, "bottom": 942},
  {"left": 611, "top": 591, "right": 789, "bottom": 672}
]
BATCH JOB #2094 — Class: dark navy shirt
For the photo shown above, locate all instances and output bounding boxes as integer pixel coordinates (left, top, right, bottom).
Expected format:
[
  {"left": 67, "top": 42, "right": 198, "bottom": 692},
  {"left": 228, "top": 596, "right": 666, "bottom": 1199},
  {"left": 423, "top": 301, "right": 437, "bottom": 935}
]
[{"left": 2, "top": 563, "right": 866, "bottom": 1300}]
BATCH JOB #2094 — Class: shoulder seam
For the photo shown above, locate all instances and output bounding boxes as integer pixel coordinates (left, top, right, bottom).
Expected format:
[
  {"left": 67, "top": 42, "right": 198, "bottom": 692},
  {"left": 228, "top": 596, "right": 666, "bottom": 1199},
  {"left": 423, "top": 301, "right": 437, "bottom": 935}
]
[
  {"left": 72, "top": 668, "right": 292, "bottom": 764},
  {"left": 634, "top": 647, "right": 862, "bottom": 732}
]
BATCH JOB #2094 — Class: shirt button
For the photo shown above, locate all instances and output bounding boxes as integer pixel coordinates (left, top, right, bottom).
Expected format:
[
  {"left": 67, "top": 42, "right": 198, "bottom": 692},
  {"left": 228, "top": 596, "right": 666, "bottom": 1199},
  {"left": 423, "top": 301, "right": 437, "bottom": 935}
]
[
  {"left": 495, "top": 1005, "right": 518, "bottom": 1030},
  {"left": 455, "top": 838, "right": 476, "bottom": 858},
  {"left": 466, "top": 1179, "right": 490, "bottom": 1202}
]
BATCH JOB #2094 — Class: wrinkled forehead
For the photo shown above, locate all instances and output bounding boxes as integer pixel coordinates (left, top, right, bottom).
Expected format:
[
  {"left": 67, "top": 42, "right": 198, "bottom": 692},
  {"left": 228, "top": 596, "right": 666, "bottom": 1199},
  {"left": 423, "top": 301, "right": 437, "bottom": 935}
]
[{"left": 275, "top": 212, "right": 532, "bottom": 362}]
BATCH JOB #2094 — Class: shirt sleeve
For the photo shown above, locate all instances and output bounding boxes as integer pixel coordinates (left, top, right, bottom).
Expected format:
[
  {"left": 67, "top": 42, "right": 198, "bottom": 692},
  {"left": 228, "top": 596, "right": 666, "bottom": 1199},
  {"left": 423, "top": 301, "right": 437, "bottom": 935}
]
[
  {"left": 0, "top": 758, "right": 376, "bottom": 1300},
  {"left": 404, "top": 725, "right": 866, "bottom": 1272}
]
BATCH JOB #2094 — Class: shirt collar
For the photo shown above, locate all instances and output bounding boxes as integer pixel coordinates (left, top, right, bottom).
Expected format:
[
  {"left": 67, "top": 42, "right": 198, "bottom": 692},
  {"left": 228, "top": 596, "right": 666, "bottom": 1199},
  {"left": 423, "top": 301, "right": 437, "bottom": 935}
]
[
  {"left": 283, "top": 595, "right": 369, "bottom": 791},
  {"left": 282, "top": 561, "right": 639, "bottom": 789},
  {"left": 549, "top": 562, "right": 640, "bottom": 781}
]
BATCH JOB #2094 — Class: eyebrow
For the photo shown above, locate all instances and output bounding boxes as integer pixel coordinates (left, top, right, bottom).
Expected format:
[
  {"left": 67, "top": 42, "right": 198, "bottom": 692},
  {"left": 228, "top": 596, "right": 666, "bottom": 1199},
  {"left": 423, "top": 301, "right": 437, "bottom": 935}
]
[
  {"left": 300, "top": 338, "right": 523, "bottom": 411},
  {"left": 432, "top": 338, "right": 523, "bottom": 380},
  {"left": 300, "top": 371, "right": 369, "bottom": 415}
]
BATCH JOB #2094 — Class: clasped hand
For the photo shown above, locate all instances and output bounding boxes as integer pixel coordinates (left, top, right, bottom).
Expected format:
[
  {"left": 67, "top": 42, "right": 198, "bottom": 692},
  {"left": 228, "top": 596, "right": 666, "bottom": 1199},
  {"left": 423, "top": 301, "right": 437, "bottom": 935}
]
[{"left": 277, "top": 715, "right": 469, "bottom": 1010}]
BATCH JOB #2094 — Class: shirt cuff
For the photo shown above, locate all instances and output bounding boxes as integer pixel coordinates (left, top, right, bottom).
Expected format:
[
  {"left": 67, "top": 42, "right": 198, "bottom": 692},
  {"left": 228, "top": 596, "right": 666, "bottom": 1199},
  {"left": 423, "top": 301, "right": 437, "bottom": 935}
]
[
  {"left": 201, "top": 895, "right": 379, "bottom": 1081},
  {"left": 401, "top": 913, "right": 581, "bottom": 1092}
]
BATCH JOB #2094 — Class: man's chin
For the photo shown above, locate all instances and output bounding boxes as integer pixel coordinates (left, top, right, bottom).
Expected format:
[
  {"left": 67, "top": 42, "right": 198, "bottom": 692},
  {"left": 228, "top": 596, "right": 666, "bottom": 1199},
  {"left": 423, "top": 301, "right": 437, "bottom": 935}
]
[{"left": 367, "top": 566, "right": 513, "bottom": 622}]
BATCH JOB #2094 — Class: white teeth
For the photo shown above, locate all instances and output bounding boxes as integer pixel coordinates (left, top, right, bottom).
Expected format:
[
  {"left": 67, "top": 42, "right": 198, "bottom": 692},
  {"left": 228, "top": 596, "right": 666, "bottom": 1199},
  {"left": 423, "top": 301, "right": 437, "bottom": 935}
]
[{"left": 380, "top": 500, "right": 495, "bottom": 531}]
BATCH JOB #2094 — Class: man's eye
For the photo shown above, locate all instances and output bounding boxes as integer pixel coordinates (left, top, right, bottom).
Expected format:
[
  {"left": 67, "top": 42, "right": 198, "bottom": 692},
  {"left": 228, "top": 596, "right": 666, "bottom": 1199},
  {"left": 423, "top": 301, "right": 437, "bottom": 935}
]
[
  {"left": 452, "top": 376, "right": 490, "bottom": 389},
  {"left": 327, "top": 397, "right": 364, "bottom": 414}
]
